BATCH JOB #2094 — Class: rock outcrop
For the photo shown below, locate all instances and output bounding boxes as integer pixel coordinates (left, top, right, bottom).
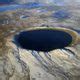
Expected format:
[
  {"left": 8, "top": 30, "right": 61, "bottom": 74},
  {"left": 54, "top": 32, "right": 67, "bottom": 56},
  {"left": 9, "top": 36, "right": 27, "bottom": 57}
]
[{"left": 0, "top": 35, "right": 79, "bottom": 80}]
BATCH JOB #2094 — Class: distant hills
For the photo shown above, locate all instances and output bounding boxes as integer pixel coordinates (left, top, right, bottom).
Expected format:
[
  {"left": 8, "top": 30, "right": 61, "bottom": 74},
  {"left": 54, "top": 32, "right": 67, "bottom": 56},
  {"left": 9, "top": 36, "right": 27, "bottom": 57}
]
[
  {"left": 0, "top": 0, "right": 80, "bottom": 6},
  {"left": 0, "top": 0, "right": 14, "bottom": 4}
]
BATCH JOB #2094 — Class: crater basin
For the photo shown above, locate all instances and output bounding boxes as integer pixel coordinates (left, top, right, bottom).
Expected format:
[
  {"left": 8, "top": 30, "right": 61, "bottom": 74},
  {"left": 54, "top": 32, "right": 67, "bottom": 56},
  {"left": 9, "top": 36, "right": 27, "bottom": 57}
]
[{"left": 14, "top": 29, "right": 72, "bottom": 52}]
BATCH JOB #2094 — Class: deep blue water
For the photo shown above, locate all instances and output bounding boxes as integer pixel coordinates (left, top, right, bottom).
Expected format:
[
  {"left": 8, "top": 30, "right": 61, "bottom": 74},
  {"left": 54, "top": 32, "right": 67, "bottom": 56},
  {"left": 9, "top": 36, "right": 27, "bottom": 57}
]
[{"left": 14, "top": 30, "right": 72, "bottom": 52}]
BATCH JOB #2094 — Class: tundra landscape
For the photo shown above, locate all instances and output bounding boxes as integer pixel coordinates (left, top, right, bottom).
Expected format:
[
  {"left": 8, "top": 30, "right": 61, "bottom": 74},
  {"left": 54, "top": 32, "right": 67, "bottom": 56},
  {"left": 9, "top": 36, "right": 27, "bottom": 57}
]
[{"left": 0, "top": 1, "right": 80, "bottom": 80}]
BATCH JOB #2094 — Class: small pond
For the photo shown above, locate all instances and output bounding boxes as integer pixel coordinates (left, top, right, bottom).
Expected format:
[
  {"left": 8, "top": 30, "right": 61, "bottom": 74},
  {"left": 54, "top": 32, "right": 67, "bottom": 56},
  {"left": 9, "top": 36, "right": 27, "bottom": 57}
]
[{"left": 14, "top": 29, "right": 72, "bottom": 52}]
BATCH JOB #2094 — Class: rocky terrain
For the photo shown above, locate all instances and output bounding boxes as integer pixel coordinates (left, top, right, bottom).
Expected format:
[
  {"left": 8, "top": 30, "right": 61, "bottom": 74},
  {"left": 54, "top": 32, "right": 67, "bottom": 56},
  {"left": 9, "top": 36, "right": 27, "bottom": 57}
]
[{"left": 0, "top": 4, "right": 80, "bottom": 80}]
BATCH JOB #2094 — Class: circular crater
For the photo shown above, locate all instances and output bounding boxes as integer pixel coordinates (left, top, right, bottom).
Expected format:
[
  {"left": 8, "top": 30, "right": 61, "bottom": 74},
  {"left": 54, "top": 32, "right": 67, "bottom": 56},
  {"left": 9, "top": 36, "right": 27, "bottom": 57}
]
[{"left": 14, "top": 28, "right": 73, "bottom": 52}]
